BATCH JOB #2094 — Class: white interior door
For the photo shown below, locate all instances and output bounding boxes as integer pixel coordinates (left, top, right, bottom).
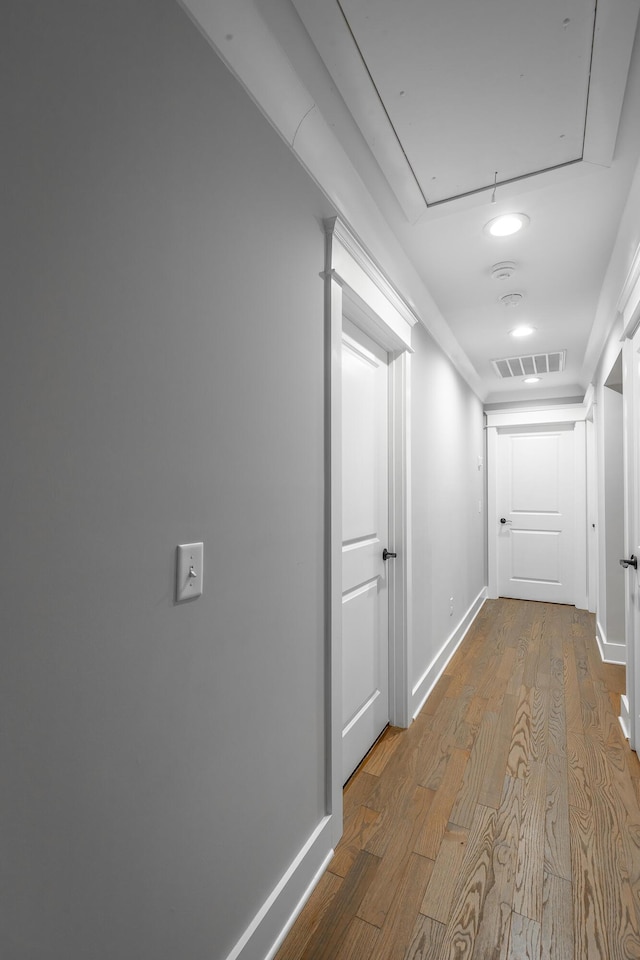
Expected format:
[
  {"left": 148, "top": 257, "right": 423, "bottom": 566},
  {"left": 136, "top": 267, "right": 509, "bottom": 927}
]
[
  {"left": 341, "top": 318, "right": 389, "bottom": 782},
  {"left": 496, "top": 426, "right": 576, "bottom": 603},
  {"left": 624, "top": 324, "right": 640, "bottom": 749}
]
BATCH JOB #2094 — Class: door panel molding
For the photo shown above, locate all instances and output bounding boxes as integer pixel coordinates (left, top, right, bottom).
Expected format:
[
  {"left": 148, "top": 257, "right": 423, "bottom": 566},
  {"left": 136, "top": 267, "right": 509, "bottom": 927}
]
[{"left": 325, "top": 217, "right": 412, "bottom": 844}]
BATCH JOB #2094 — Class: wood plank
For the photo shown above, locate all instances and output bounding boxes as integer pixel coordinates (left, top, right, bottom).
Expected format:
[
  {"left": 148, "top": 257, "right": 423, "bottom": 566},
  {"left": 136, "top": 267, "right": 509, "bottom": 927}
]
[
  {"left": 627, "top": 746, "right": 640, "bottom": 782},
  {"left": 439, "top": 804, "right": 499, "bottom": 958},
  {"left": 582, "top": 730, "right": 640, "bottom": 935},
  {"left": 506, "top": 685, "right": 532, "bottom": 780},
  {"left": 580, "top": 677, "right": 601, "bottom": 739},
  {"left": 477, "top": 654, "right": 505, "bottom": 700},
  {"left": 428, "top": 692, "right": 463, "bottom": 736},
  {"left": 361, "top": 726, "right": 404, "bottom": 777},
  {"left": 507, "top": 912, "right": 541, "bottom": 960},
  {"left": 521, "top": 621, "right": 542, "bottom": 689},
  {"left": 274, "top": 870, "right": 343, "bottom": 960},
  {"left": 432, "top": 687, "right": 476, "bottom": 738},
  {"left": 547, "top": 684, "right": 566, "bottom": 757},
  {"left": 359, "top": 786, "right": 434, "bottom": 927},
  {"left": 420, "top": 822, "right": 469, "bottom": 925},
  {"left": 513, "top": 760, "right": 546, "bottom": 922},
  {"left": 415, "top": 727, "right": 452, "bottom": 793},
  {"left": 535, "top": 619, "right": 552, "bottom": 691},
  {"left": 566, "top": 730, "right": 591, "bottom": 811},
  {"left": 404, "top": 914, "right": 446, "bottom": 960},
  {"left": 541, "top": 872, "right": 573, "bottom": 960},
  {"left": 465, "top": 695, "right": 488, "bottom": 738},
  {"left": 506, "top": 632, "right": 530, "bottom": 697},
  {"left": 497, "top": 644, "right": 518, "bottom": 681},
  {"left": 570, "top": 797, "right": 640, "bottom": 960},
  {"left": 414, "top": 747, "right": 469, "bottom": 860},
  {"left": 549, "top": 624, "right": 565, "bottom": 689},
  {"left": 368, "top": 854, "right": 435, "bottom": 960},
  {"left": 330, "top": 805, "right": 381, "bottom": 878},
  {"left": 544, "top": 752, "right": 571, "bottom": 881},
  {"left": 530, "top": 684, "right": 548, "bottom": 762},
  {"left": 470, "top": 775, "right": 523, "bottom": 960},
  {"left": 562, "top": 636, "right": 584, "bottom": 736},
  {"left": 343, "top": 771, "right": 379, "bottom": 819},
  {"left": 328, "top": 917, "right": 379, "bottom": 960},
  {"left": 569, "top": 804, "right": 609, "bottom": 960},
  {"left": 420, "top": 673, "right": 453, "bottom": 717},
  {"left": 478, "top": 693, "right": 519, "bottom": 808},
  {"left": 363, "top": 743, "right": 424, "bottom": 854},
  {"left": 297, "top": 850, "right": 380, "bottom": 960},
  {"left": 449, "top": 711, "right": 499, "bottom": 828}
]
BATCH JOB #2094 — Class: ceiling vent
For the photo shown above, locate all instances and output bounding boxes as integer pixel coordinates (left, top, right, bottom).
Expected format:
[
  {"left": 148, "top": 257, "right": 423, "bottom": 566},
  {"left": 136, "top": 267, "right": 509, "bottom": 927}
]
[{"left": 492, "top": 351, "right": 566, "bottom": 379}]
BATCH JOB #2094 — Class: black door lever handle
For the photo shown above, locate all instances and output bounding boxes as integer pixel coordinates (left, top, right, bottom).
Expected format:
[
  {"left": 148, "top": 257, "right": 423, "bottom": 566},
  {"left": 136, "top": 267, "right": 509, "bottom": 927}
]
[
  {"left": 382, "top": 548, "right": 397, "bottom": 561},
  {"left": 620, "top": 555, "right": 638, "bottom": 569}
]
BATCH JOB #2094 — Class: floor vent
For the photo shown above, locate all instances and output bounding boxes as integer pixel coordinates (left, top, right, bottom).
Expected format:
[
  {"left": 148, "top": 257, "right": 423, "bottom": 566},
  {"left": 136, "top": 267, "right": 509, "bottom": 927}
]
[{"left": 491, "top": 350, "right": 566, "bottom": 379}]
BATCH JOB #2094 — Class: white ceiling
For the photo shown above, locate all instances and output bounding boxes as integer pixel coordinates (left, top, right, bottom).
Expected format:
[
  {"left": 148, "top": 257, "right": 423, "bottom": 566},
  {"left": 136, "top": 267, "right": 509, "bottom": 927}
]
[{"left": 285, "top": 0, "right": 640, "bottom": 403}]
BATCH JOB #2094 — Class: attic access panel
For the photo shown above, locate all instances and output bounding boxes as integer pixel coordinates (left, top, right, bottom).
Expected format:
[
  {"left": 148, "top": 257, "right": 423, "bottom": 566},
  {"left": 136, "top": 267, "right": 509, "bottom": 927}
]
[{"left": 338, "top": 0, "right": 596, "bottom": 205}]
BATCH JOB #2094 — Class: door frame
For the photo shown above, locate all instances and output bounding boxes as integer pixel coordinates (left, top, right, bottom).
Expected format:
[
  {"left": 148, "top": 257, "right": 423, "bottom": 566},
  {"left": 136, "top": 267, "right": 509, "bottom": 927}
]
[
  {"left": 486, "top": 408, "right": 588, "bottom": 608},
  {"left": 324, "top": 217, "right": 416, "bottom": 842},
  {"left": 619, "top": 248, "right": 640, "bottom": 748},
  {"left": 585, "top": 410, "right": 598, "bottom": 615}
]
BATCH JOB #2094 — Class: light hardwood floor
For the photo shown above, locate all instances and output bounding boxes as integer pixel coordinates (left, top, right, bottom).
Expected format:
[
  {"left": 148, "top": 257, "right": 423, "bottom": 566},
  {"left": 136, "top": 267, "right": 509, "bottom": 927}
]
[{"left": 274, "top": 598, "right": 640, "bottom": 960}]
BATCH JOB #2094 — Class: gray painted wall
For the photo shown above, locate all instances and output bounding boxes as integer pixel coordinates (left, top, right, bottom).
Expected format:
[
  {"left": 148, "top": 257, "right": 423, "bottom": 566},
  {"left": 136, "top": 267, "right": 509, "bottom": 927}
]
[
  {"left": 2, "top": 3, "right": 332, "bottom": 957},
  {"left": 2, "top": 2, "right": 487, "bottom": 958},
  {"left": 410, "top": 323, "right": 486, "bottom": 696}
]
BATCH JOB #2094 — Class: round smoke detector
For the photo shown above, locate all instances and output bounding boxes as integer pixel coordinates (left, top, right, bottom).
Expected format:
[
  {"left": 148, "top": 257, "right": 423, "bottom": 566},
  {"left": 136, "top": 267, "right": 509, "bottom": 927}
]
[
  {"left": 491, "top": 261, "right": 517, "bottom": 281},
  {"left": 499, "top": 292, "right": 524, "bottom": 307}
]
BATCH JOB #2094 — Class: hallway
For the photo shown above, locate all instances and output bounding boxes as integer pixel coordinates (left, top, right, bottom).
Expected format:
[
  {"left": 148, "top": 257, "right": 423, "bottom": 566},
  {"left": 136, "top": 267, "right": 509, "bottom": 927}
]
[{"left": 275, "top": 599, "right": 640, "bottom": 960}]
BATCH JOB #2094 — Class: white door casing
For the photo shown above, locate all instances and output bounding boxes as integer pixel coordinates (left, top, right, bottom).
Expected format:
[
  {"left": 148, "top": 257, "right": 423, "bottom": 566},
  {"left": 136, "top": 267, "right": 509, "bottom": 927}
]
[
  {"left": 341, "top": 320, "right": 390, "bottom": 781},
  {"left": 617, "top": 246, "right": 640, "bottom": 749},
  {"left": 496, "top": 427, "right": 575, "bottom": 604},
  {"left": 586, "top": 415, "right": 598, "bottom": 614},
  {"left": 325, "top": 217, "right": 416, "bottom": 842},
  {"left": 487, "top": 413, "right": 587, "bottom": 608},
  {"left": 622, "top": 314, "right": 640, "bottom": 749}
]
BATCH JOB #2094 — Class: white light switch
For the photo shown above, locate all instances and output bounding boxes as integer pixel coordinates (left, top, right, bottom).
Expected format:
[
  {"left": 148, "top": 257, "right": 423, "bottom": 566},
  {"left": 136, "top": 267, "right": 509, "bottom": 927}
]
[{"left": 176, "top": 542, "right": 204, "bottom": 601}]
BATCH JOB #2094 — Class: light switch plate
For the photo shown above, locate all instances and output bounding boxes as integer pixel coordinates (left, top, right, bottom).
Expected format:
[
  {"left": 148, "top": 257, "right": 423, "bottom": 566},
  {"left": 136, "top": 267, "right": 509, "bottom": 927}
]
[{"left": 176, "top": 542, "right": 204, "bottom": 601}]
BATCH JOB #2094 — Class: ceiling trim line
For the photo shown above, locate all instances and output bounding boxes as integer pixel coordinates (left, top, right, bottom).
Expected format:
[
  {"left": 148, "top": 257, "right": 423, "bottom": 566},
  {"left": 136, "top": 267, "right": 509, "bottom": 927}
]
[
  {"left": 424, "top": 158, "right": 585, "bottom": 209},
  {"left": 580, "top": 0, "right": 599, "bottom": 159}
]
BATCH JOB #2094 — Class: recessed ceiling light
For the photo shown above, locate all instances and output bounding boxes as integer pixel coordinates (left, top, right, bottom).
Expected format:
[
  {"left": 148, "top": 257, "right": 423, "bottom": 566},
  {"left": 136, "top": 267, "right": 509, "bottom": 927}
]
[
  {"left": 524, "top": 376, "right": 541, "bottom": 384},
  {"left": 510, "top": 325, "right": 535, "bottom": 337},
  {"left": 485, "top": 213, "right": 530, "bottom": 237}
]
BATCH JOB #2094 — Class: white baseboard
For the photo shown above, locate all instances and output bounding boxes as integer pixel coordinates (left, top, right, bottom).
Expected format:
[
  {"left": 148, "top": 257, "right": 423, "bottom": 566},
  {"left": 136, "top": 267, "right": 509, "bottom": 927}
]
[
  {"left": 411, "top": 587, "right": 488, "bottom": 719},
  {"left": 596, "top": 619, "right": 626, "bottom": 665},
  {"left": 620, "top": 694, "right": 631, "bottom": 740},
  {"left": 225, "top": 816, "right": 334, "bottom": 960}
]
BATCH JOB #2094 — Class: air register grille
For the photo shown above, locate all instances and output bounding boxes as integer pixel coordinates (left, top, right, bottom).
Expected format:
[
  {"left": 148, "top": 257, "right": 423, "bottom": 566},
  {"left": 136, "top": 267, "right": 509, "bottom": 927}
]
[{"left": 491, "top": 350, "right": 566, "bottom": 379}]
